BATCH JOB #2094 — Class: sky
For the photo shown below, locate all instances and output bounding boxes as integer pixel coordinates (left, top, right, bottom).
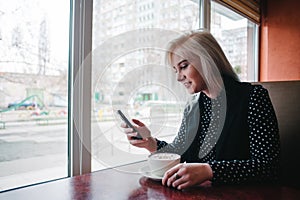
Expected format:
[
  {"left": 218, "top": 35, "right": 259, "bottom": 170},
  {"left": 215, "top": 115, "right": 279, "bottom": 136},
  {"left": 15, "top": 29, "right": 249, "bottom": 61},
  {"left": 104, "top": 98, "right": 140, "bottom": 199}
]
[{"left": 0, "top": 0, "right": 70, "bottom": 73}]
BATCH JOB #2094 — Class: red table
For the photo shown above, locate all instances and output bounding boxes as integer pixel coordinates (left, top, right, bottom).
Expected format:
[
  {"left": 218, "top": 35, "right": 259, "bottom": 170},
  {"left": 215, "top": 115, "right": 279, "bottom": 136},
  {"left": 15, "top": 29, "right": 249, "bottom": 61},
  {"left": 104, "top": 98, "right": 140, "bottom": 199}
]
[{"left": 1, "top": 161, "right": 299, "bottom": 200}]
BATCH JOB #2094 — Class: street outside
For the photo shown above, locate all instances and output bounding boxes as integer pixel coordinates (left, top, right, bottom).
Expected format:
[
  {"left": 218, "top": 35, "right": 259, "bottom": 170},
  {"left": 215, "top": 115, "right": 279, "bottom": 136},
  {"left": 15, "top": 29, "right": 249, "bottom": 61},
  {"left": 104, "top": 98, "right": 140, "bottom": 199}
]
[
  {"left": 0, "top": 117, "right": 68, "bottom": 192},
  {"left": 0, "top": 110, "right": 180, "bottom": 192}
]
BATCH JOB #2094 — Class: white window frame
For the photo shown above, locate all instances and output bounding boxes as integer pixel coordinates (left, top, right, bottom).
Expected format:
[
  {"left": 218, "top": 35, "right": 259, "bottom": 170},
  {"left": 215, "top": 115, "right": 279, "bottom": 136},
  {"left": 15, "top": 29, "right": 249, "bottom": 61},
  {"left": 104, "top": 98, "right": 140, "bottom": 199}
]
[
  {"left": 69, "top": 0, "right": 92, "bottom": 176},
  {"left": 200, "top": 0, "right": 211, "bottom": 30}
]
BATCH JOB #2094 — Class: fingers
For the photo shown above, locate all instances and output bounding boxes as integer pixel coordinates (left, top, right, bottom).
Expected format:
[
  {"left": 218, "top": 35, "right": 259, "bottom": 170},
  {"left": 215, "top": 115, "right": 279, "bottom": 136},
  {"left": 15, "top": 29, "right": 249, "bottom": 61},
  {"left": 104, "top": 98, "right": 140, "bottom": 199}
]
[
  {"left": 162, "top": 163, "right": 190, "bottom": 190},
  {"left": 121, "top": 122, "right": 137, "bottom": 135},
  {"left": 128, "top": 137, "right": 151, "bottom": 149},
  {"left": 171, "top": 174, "right": 185, "bottom": 189},
  {"left": 175, "top": 181, "right": 191, "bottom": 190},
  {"left": 129, "top": 138, "right": 148, "bottom": 146},
  {"left": 121, "top": 119, "right": 151, "bottom": 138},
  {"left": 162, "top": 164, "right": 182, "bottom": 186},
  {"left": 120, "top": 119, "right": 152, "bottom": 148},
  {"left": 126, "top": 131, "right": 145, "bottom": 141},
  {"left": 170, "top": 171, "right": 191, "bottom": 190},
  {"left": 132, "top": 119, "right": 145, "bottom": 126},
  {"left": 121, "top": 125, "right": 139, "bottom": 141},
  {"left": 120, "top": 122, "right": 128, "bottom": 128}
]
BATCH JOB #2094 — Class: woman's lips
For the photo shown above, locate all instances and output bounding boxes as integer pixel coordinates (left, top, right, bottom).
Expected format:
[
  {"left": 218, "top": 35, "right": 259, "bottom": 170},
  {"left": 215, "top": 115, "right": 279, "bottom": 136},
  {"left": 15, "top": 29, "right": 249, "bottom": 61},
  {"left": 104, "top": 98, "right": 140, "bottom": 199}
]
[{"left": 183, "top": 82, "right": 191, "bottom": 88}]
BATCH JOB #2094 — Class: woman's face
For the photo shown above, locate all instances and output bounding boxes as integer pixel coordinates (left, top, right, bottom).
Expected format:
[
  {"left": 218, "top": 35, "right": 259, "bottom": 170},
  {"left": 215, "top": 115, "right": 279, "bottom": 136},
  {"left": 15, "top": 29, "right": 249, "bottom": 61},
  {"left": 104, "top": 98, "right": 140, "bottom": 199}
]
[{"left": 171, "top": 53, "right": 207, "bottom": 94}]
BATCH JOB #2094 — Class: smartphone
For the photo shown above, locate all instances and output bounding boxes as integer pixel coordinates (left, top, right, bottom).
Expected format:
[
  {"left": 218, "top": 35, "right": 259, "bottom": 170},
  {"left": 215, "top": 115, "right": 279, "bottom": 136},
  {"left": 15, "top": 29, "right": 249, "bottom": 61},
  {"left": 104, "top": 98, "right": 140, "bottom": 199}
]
[{"left": 117, "top": 110, "right": 143, "bottom": 140}]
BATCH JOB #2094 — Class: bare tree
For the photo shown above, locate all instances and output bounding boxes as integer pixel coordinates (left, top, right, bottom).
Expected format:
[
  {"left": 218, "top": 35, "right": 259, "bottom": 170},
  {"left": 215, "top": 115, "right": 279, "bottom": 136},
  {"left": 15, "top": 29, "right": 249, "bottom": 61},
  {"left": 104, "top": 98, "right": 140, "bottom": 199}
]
[{"left": 38, "top": 18, "right": 50, "bottom": 75}]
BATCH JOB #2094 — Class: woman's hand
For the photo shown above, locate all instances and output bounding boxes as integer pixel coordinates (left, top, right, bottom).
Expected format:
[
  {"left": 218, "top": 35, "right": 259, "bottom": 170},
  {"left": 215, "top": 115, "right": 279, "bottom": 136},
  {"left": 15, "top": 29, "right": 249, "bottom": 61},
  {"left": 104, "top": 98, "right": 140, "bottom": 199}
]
[
  {"left": 162, "top": 163, "right": 213, "bottom": 190},
  {"left": 121, "top": 119, "right": 157, "bottom": 153}
]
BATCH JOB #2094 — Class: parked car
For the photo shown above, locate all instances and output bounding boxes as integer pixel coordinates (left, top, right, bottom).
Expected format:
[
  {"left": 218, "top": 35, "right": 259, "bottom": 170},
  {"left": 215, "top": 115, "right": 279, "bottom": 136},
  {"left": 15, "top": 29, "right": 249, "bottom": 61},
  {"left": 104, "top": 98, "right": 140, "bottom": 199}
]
[{"left": 7, "top": 101, "right": 41, "bottom": 110}]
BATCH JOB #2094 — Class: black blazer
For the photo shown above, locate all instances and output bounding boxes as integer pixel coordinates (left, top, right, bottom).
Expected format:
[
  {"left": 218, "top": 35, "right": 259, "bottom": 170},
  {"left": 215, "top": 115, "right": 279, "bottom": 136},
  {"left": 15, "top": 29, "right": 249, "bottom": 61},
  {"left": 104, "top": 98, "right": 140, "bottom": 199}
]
[
  {"left": 215, "top": 77, "right": 253, "bottom": 160},
  {"left": 182, "top": 77, "right": 255, "bottom": 162}
]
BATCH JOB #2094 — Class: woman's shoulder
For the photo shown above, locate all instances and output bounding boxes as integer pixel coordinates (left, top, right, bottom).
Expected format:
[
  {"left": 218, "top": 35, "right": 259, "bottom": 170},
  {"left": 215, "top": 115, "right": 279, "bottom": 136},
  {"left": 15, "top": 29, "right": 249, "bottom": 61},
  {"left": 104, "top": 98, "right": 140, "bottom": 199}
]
[
  {"left": 248, "top": 83, "right": 269, "bottom": 98},
  {"left": 233, "top": 82, "right": 271, "bottom": 102},
  {"left": 229, "top": 79, "right": 269, "bottom": 96},
  {"left": 224, "top": 78, "right": 272, "bottom": 104},
  {"left": 183, "top": 92, "right": 201, "bottom": 115}
]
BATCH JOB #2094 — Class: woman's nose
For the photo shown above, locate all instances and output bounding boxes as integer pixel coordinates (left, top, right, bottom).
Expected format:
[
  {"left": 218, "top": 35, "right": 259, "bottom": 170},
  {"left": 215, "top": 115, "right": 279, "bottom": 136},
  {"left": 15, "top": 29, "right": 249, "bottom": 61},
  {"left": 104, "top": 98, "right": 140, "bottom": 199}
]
[{"left": 177, "top": 71, "right": 185, "bottom": 82}]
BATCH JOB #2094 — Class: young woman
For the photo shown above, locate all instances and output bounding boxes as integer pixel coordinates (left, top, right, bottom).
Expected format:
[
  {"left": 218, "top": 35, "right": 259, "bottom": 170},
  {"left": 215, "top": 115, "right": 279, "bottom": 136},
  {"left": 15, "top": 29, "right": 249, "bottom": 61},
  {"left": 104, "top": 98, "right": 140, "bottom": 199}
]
[{"left": 121, "top": 31, "right": 280, "bottom": 190}]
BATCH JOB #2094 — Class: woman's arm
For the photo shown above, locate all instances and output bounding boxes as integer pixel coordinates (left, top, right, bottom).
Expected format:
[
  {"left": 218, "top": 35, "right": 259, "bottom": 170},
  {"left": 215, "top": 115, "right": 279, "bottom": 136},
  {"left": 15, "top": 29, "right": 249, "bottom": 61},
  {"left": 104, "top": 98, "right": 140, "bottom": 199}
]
[{"left": 155, "top": 106, "right": 191, "bottom": 154}]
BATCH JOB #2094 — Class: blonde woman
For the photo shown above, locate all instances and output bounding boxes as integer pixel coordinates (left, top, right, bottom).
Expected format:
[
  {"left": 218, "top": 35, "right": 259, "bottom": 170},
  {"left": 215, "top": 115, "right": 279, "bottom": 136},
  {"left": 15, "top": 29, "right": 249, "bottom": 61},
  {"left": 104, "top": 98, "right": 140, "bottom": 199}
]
[{"left": 121, "top": 31, "right": 280, "bottom": 190}]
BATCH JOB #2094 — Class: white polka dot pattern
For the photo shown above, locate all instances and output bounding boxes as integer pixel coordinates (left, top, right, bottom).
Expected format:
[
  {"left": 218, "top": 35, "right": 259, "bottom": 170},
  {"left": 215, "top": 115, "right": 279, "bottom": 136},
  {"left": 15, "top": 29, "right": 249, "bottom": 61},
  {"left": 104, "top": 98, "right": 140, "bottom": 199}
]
[
  {"left": 208, "top": 86, "right": 280, "bottom": 184},
  {"left": 156, "top": 85, "right": 280, "bottom": 185}
]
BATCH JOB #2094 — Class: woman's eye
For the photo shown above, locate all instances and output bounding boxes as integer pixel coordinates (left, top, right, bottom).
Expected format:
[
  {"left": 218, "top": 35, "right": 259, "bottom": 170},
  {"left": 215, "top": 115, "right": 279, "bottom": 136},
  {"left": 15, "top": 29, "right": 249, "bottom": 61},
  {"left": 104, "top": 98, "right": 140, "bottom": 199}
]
[{"left": 180, "top": 63, "right": 188, "bottom": 69}]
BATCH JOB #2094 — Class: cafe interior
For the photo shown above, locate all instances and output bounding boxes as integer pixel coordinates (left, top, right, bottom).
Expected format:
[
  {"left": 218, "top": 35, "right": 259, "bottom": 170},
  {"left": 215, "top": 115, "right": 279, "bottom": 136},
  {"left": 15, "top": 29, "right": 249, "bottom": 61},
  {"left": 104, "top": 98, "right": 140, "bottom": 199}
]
[{"left": 0, "top": 0, "right": 300, "bottom": 199}]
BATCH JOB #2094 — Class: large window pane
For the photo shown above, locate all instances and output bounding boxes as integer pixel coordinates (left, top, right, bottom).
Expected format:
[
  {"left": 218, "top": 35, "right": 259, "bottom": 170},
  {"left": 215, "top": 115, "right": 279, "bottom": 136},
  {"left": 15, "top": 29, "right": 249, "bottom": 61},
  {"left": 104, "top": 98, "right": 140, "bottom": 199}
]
[
  {"left": 0, "top": 0, "right": 69, "bottom": 191},
  {"left": 210, "top": 1, "right": 258, "bottom": 81},
  {"left": 91, "top": 0, "right": 200, "bottom": 171}
]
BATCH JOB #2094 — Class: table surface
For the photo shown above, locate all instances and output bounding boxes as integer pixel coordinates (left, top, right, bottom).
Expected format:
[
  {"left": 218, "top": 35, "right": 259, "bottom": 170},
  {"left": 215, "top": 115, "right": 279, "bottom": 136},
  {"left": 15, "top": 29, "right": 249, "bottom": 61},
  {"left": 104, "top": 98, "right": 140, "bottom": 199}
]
[{"left": 1, "top": 161, "right": 300, "bottom": 200}]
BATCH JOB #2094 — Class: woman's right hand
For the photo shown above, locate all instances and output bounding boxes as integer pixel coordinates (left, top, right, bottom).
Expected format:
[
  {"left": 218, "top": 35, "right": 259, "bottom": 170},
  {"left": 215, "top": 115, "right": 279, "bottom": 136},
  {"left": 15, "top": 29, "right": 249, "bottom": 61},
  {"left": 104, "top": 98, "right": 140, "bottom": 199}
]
[{"left": 121, "top": 119, "right": 157, "bottom": 153}]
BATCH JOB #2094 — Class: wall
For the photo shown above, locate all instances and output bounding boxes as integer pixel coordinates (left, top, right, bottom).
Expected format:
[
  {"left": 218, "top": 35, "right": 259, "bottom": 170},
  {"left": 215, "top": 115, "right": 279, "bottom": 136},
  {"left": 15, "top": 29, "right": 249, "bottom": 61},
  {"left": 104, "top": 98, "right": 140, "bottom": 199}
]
[{"left": 260, "top": 0, "right": 300, "bottom": 81}]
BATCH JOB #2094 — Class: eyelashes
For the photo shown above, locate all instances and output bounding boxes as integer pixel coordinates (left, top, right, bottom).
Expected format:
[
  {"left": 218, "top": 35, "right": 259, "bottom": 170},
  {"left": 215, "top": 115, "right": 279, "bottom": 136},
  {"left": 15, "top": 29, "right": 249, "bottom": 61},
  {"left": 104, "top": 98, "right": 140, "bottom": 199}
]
[
  {"left": 180, "top": 63, "right": 188, "bottom": 69},
  {"left": 179, "top": 61, "right": 189, "bottom": 71},
  {"left": 173, "top": 60, "right": 190, "bottom": 73}
]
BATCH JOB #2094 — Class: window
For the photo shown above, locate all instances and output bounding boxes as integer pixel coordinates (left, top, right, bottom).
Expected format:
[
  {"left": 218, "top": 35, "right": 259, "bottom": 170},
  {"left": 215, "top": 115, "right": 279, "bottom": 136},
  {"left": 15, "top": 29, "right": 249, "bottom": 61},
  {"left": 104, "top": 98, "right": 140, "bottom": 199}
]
[
  {"left": 210, "top": 1, "right": 259, "bottom": 81},
  {"left": 91, "top": 0, "right": 200, "bottom": 171},
  {"left": 0, "top": 0, "right": 69, "bottom": 191}
]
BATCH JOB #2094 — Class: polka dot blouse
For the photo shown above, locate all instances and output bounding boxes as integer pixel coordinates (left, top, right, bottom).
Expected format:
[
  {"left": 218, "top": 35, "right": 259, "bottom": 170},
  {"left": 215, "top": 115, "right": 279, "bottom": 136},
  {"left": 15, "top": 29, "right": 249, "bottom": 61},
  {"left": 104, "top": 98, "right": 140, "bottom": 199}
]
[{"left": 156, "top": 85, "right": 280, "bottom": 185}]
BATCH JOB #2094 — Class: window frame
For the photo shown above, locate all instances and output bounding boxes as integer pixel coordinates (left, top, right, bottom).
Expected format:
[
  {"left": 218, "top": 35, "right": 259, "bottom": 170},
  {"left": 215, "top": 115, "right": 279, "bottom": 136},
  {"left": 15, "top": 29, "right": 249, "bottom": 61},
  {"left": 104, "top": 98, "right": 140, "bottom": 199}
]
[{"left": 69, "top": 0, "right": 92, "bottom": 176}]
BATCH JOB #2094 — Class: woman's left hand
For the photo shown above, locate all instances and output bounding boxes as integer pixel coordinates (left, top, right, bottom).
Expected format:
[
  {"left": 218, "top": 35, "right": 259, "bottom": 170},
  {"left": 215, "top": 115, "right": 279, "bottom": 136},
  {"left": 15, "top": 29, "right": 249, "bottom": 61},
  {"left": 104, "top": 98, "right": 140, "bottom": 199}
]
[{"left": 162, "top": 163, "right": 213, "bottom": 190}]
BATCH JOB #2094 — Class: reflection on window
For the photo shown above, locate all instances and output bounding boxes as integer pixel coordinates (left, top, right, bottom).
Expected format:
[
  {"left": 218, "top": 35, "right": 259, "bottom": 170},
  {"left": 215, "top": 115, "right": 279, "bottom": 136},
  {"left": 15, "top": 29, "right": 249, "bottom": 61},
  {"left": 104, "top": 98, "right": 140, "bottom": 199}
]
[
  {"left": 91, "top": 0, "right": 199, "bottom": 171},
  {"left": 210, "top": 1, "right": 258, "bottom": 81},
  {"left": 0, "top": 0, "right": 69, "bottom": 191}
]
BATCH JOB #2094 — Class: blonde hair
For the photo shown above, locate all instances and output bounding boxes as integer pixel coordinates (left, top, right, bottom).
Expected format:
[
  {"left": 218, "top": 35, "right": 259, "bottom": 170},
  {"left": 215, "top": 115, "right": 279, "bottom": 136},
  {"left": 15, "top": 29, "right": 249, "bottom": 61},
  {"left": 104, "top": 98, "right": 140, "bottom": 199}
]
[{"left": 166, "top": 30, "right": 239, "bottom": 97}]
